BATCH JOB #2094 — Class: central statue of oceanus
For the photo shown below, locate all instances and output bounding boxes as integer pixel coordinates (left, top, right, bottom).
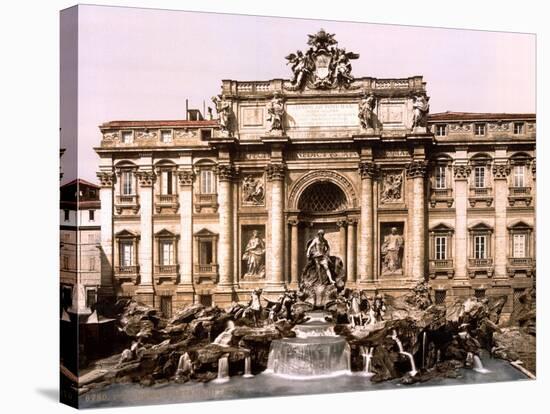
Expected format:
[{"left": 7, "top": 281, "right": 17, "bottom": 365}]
[{"left": 300, "top": 229, "right": 346, "bottom": 308}]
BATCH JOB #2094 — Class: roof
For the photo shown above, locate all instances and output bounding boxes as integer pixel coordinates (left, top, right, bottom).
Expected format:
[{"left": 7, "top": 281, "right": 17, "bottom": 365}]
[
  {"left": 61, "top": 178, "right": 100, "bottom": 189},
  {"left": 100, "top": 120, "right": 219, "bottom": 129},
  {"left": 428, "top": 112, "right": 535, "bottom": 122}
]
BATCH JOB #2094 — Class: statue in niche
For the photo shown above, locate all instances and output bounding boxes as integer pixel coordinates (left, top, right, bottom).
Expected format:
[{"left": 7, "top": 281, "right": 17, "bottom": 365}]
[
  {"left": 300, "top": 229, "right": 346, "bottom": 308},
  {"left": 358, "top": 92, "right": 377, "bottom": 130},
  {"left": 411, "top": 94, "right": 430, "bottom": 129},
  {"left": 381, "top": 173, "right": 403, "bottom": 202},
  {"left": 266, "top": 92, "right": 285, "bottom": 133},
  {"left": 306, "top": 230, "right": 335, "bottom": 285},
  {"left": 242, "top": 175, "right": 265, "bottom": 205},
  {"left": 381, "top": 227, "right": 404, "bottom": 275},
  {"left": 242, "top": 230, "right": 265, "bottom": 277},
  {"left": 211, "top": 94, "right": 232, "bottom": 135}
]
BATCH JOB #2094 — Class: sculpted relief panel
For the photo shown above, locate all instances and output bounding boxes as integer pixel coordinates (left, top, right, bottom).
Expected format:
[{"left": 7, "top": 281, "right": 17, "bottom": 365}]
[
  {"left": 380, "top": 171, "right": 404, "bottom": 204},
  {"left": 241, "top": 174, "right": 265, "bottom": 206}
]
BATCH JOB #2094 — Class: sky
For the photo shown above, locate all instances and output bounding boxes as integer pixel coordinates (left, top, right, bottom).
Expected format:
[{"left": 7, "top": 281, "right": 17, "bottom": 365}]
[{"left": 60, "top": 4, "right": 536, "bottom": 184}]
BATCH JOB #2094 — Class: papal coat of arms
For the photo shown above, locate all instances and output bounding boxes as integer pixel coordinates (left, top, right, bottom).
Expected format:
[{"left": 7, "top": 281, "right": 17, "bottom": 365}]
[{"left": 285, "top": 29, "right": 359, "bottom": 91}]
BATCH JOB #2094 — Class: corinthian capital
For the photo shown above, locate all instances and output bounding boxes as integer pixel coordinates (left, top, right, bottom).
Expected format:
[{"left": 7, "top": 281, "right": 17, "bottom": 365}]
[
  {"left": 265, "top": 163, "right": 286, "bottom": 181},
  {"left": 453, "top": 164, "right": 471, "bottom": 180},
  {"left": 406, "top": 160, "right": 427, "bottom": 178},
  {"left": 216, "top": 164, "right": 236, "bottom": 181},
  {"left": 492, "top": 163, "right": 511, "bottom": 180},
  {"left": 177, "top": 169, "right": 195, "bottom": 186},
  {"left": 136, "top": 170, "right": 156, "bottom": 187},
  {"left": 96, "top": 171, "right": 115, "bottom": 187},
  {"left": 358, "top": 161, "right": 377, "bottom": 179}
]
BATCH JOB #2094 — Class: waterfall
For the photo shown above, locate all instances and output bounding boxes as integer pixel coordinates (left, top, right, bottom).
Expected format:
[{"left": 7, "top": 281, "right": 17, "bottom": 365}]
[
  {"left": 473, "top": 354, "right": 490, "bottom": 374},
  {"left": 436, "top": 349, "right": 441, "bottom": 363},
  {"left": 243, "top": 355, "right": 253, "bottom": 378},
  {"left": 266, "top": 311, "right": 351, "bottom": 379},
  {"left": 361, "top": 346, "right": 374, "bottom": 377},
  {"left": 391, "top": 330, "right": 418, "bottom": 376},
  {"left": 213, "top": 320, "right": 236, "bottom": 346},
  {"left": 213, "top": 356, "right": 230, "bottom": 383}
]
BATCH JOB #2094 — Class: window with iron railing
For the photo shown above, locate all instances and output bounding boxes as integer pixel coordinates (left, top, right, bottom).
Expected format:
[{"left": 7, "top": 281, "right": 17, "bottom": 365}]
[
  {"left": 434, "top": 166, "right": 446, "bottom": 189},
  {"left": 513, "top": 165, "right": 525, "bottom": 188},
  {"left": 474, "top": 166, "right": 486, "bottom": 188}
]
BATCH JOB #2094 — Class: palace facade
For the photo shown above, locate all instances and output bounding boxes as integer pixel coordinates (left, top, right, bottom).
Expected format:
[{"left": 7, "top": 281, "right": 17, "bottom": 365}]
[{"left": 95, "top": 31, "right": 535, "bottom": 319}]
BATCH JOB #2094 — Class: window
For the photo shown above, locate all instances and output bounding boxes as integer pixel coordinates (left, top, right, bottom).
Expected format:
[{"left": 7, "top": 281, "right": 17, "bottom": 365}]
[
  {"left": 199, "top": 240, "right": 213, "bottom": 265},
  {"left": 474, "top": 124, "right": 486, "bottom": 136},
  {"left": 120, "top": 240, "right": 134, "bottom": 266},
  {"left": 121, "top": 130, "right": 133, "bottom": 143},
  {"left": 89, "top": 209, "right": 95, "bottom": 221},
  {"left": 159, "top": 240, "right": 175, "bottom": 265},
  {"left": 160, "top": 296, "right": 172, "bottom": 318},
  {"left": 200, "top": 169, "right": 215, "bottom": 194},
  {"left": 514, "top": 123, "right": 524, "bottom": 135},
  {"left": 512, "top": 234, "right": 526, "bottom": 258},
  {"left": 199, "top": 294, "right": 212, "bottom": 307},
  {"left": 86, "top": 288, "right": 97, "bottom": 310},
  {"left": 62, "top": 255, "right": 69, "bottom": 270},
  {"left": 474, "top": 289, "right": 486, "bottom": 299},
  {"left": 161, "top": 171, "right": 174, "bottom": 195},
  {"left": 88, "top": 257, "right": 96, "bottom": 271},
  {"left": 474, "top": 235, "right": 487, "bottom": 259},
  {"left": 435, "top": 236, "right": 447, "bottom": 260},
  {"left": 474, "top": 166, "right": 486, "bottom": 188},
  {"left": 513, "top": 165, "right": 525, "bottom": 187},
  {"left": 121, "top": 171, "right": 134, "bottom": 195},
  {"left": 435, "top": 290, "right": 446, "bottom": 305},
  {"left": 434, "top": 166, "right": 446, "bottom": 189},
  {"left": 64, "top": 210, "right": 70, "bottom": 221},
  {"left": 160, "top": 130, "right": 173, "bottom": 143},
  {"left": 435, "top": 124, "right": 446, "bottom": 136}
]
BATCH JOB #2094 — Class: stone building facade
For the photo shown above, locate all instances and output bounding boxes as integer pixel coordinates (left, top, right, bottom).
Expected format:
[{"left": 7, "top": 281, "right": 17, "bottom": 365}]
[
  {"left": 60, "top": 179, "right": 102, "bottom": 314},
  {"left": 95, "top": 31, "right": 535, "bottom": 319}
]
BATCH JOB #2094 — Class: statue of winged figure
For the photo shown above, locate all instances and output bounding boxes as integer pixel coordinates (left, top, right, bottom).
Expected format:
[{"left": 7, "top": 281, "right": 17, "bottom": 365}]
[
  {"left": 332, "top": 48, "right": 359, "bottom": 87},
  {"left": 285, "top": 50, "right": 311, "bottom": 89}
]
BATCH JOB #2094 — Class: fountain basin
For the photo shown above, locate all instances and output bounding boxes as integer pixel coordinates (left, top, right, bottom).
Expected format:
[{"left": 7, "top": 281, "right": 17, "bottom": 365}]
[{"left": 266, "top": 336, "right": 351, "bottom": 379}]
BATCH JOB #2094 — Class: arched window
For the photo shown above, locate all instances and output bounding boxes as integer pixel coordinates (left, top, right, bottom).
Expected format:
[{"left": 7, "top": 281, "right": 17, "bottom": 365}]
[{"left": 298, "top": 182, "right": 348, "bottom": 213}]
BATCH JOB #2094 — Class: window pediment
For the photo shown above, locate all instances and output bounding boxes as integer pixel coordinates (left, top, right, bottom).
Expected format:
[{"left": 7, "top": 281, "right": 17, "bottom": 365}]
[
  {"left": 430, "top": 223, "right": 454, "bottom": 233},
  {"left": 115, "top": 229, "right": 139, "bottom": 238},
  {"left": 468, "top": 222, "right": 493, "bottom": 232},
  {"left": 155, "top": 228, "right": 178, "bottom": 238},
  {"left": 194, "top": 228, "right": 218, "bottom": 238},
  {"left": 507, "top": 220, "right": 532, "bottom": 231}
]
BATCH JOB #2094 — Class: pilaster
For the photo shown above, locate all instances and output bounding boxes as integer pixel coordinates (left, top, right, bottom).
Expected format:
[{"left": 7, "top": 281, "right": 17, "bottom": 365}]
[{"left": 135, "top": 169, "right": 156, "bottom": 305}]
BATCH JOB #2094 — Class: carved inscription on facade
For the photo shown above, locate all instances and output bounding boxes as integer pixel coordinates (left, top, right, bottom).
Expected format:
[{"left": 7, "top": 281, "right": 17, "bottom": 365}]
[
  {"left": 286, "top": 103, "right": 359, "bottom": 128},
  {"left": 292, "top": 151, "right": 358, "bottom": 160}
]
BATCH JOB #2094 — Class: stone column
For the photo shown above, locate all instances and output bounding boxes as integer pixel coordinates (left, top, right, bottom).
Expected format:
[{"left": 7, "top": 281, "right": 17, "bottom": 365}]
[
  {"left": 216, "top": 164, "right": 235, "bottom": 289},
  {"left": 493, "top": 162, "right": 510, "bottom": 279},
  {"left": 289, "top": 219, "right": 299, "bottom": 286},
  {"left": 97, "top": 171, "right": 115, "bottom": 297},
  {"left": 337, "top": 220, "right": 347, "bottom": 270},
  {"left": 407, "top": 161, "right": 427, "bottom": 282},
  {"left": 453, "top": 164, "right": 471, "bottom": 280},
  {"left": 176, "top": 169, "right": 195, "bottom": 302},
  {"left": 266, "top": 163, "right": 286, "bottom": 288},
  {"left": 136, "top": 170, "right": 156, "bottom": 305},
  {"left": 346, "top": 218, "right": 357, "bottom": 283},
  {"left": 358, "top": 161, "right": 376, "bottom": 283}
]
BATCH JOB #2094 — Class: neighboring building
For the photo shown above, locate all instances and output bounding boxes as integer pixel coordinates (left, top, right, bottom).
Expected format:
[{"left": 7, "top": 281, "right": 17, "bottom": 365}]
[
  {"left": 60, "top": 179, "right": 102, "bottom": 313},
  {"left": 95, "top": 31, "right": 535, "bottom": 319}
]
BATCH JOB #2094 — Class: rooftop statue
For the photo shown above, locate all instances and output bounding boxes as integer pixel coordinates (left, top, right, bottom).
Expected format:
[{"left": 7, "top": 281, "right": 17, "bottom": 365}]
[{"left": 285, "top": 29, "right": 359, "bottom": 91}]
